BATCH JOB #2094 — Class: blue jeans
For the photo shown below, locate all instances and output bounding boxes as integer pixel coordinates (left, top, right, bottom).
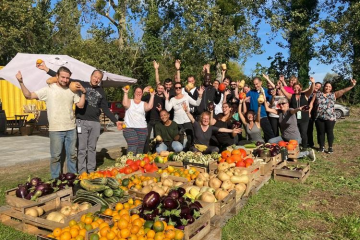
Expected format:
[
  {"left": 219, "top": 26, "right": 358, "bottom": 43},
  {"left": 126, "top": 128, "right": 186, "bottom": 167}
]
[
  {"left": 156, "top": 142, "right": 183, "bottom": 153},
  {"left": 49, "top": 129, "right": 77, "bottom": 179}
]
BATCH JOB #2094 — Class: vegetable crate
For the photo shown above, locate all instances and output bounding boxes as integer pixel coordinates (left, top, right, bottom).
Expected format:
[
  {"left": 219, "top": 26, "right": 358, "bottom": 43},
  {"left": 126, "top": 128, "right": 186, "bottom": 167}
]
[
  {"left": 259, "top": 158, "right": 275, "bottom": 176},
  {"left": 5, "top": 188, "right": 73, "bottom": 212},
  {"left": 287, "top": 146, "right": 300, "bottom": 160},
  {"left": 183, "top": 160, "right": 218, "bottom": 174},
  {"left": 37, "top": 228, "right": 97, "bottom": 240},
  {"left": 20, "top": 195, "right": 100, "bottom": 230},
  {"left": 203, "top": 227, "right": 222, "bottom": 240},
  {"left": 184, "top": 210, "right": 211, "bottom": 240},
  {"left": 274, "top": 161, "right": 310, "bottom": 183},
  {"left": 236, "top": 162, "right": 261, "bottom": 197},
  {"left": 156, "top": 161, "right": 184, "bottom": 169}
]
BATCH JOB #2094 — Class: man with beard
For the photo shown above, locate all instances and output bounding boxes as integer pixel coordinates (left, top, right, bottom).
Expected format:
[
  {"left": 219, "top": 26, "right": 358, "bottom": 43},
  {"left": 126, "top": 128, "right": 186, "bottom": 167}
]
[
  {"left": 193, "top": 64, "right": 221, "bottom": 120},
  {"left": 246, "top": 77, "right": 275, "bottom": 142},
  {"left": 142, "top": 83, "right": 166, "bottom": 152},
  {"left": 223, "top": 77, "right": 239, "bottom": 104},
  {"left": 37, "top": 63, "right": 121, "bottom": 174},
  {"left": 16, "top": 67, "right": 86, "bottom": 178}
]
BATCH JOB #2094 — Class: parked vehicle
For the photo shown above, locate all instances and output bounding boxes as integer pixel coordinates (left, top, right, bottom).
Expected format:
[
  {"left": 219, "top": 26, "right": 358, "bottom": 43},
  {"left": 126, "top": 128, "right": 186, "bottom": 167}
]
[
  {"left": 334, "top": 103, "right": 350, "bottom": 119},
  {"left": 108, "top": 102, "right": 125, "bottom": 120}
]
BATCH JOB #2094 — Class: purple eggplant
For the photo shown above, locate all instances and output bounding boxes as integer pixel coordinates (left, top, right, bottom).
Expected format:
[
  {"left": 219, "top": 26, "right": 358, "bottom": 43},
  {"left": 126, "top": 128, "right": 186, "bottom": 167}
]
[
  {"left": 16, "top": 186, "right": 29, "bottom": 199},
  {"left": 30, "top": 177, "right": 41, "bottom": 187},
  {"left": 35, "top": 183, "right": 50, "bottom": 192},
  {"left": 43, "top": 186, "right": 54, "bottom": 195},
  {"left": 193, "top": 201, "right": 203, "bottom": 209},
  {"left": 163, "top": 198, "right": 179, "bottom": 210},
  {"left": 168, "top": 189, "right": 180, "bottom": 199},
  {"left": 25, "top": 191, "right": 35, "bottom": 200},
  {"left": 177, "top": 187, "right": 186, "bottom": 197},
  {"left": 185, "top": 214, "right": 195, "bottom": 224},
  {"left": 189, "top": 203, "right": 200, "bottom": 214},
  {"left": 59, "top": 173, "right": 66, "bottom": 181},
  {"left": 65, "top": 172, "right": 76, "bottom": 180},
  {"left": 178, "top": 196, "right": 185, "bottom": 203},
  {"left": 159, "top": 216, "right": 169, "bottom": 222},
  {"left": 180, "top": 206, "right": 191, "bottom": 217},
  {"left": 176, "top": 225, "right": 185, "bottom": 230},
  {"left": 145, "top": 212, "right": 156, "bottom": 221},
  {"left": 25, "top": 182, "right": 32, "bottom": 189},
  {"left": 143, "top": 191, "right": 161, "bottom": 209}
]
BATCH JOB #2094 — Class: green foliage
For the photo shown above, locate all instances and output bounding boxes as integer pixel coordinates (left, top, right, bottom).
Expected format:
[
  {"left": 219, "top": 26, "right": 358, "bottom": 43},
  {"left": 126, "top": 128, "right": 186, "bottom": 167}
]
[{"left": 225, "top": 61, "right": 246, "bottom": 82}]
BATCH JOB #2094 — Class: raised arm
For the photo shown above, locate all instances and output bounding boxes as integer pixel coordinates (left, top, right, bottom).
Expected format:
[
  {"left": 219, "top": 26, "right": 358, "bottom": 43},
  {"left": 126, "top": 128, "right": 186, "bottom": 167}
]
[
  {"left": 15, "top": 71, "right": 39, "bottom": 100},
  {"left": 164, "top": 90, "right": 173, "bottom": 111},
  {"left": 188, "top": 87, "right": 204, "bottom": 106},
  {"left": 209, "top": 105, "right": 216, "bottom": 125},
  {"left": 175, "top": 59, "right": 181, "bottom": 83},
  {"left": 263, "top": 101, "right": 277, "bottom": 115},
  {"left": 255, "top": 104, "right": 261, "bottom": 123},
  {"left": 304, "top": 77, "right": 315, "bottom": 98},
  {"left": 262, "top": 74, "right": 276, "bottom": 89},
  {"left": 143, "top": 87, "right": 155, "bottom": 112},
  {"left": 153, "top": 60, "right": 160, "bottom": 85},
  {"left": 218, "top": 128, "right": 241, "bottom": 134},
  {"left": 122, "top": 86, "right": 131, "bottom": 109},
  {"left": 183, "top": 103, "right": 195, "bottom": 123},
  {"left": 279, "top": 75, "right": 287, "bottom": 86},
  {"left": 334, "top": 79, "right": 357, "bottom": 99},
  {"left": 280, "top": 84, "right": 292, "bottom": 100},
  {"left": 238, "top": 100, "right": 247, "bottom": 125}
]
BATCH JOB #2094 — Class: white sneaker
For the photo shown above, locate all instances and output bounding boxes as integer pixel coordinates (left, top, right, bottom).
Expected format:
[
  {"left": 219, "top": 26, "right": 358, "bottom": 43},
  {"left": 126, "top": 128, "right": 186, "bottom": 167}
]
[{"left": 308, "top": 149, "right": 316, "bottom": 162}]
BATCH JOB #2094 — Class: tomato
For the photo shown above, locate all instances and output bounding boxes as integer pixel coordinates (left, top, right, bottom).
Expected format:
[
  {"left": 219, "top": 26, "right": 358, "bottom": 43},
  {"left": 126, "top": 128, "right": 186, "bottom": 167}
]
[
  {"left": 130, "top": 164, "right": 139, "bottom": 172},
  {"left": 140, "top": 161, "right": 146, "bottom": 167},
  {"left": 135, "top": 160, "right": 141, "bottom": 166},
  {"left": 124, "top": 167, "right": 133, "bottom": 174},
  {"left": 143, "top": 157, "right": 150, "bottom": 164},
  {"left": 111, "top": 169, "right": 118, "bottom": 176},
  {"left": 144, "top": 163, "right": 152, "bottom": 172},
  {"left": 126, "top": 159, "right": 135, "bottom": 165},
  {"left": 245, "top": 158, "right": 254, "bottom": 165},
  {"left": 236, "top": 161, "right": 246, "bottom": 167},
  {"left": 119, "top": 168, "right": 125, "bottom": 173}
]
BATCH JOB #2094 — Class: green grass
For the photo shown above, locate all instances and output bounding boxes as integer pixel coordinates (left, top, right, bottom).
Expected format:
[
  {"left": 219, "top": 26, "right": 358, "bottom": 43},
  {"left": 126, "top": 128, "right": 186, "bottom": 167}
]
[{"left": 1, "top": 112, "right": 360, "bottom": 240}]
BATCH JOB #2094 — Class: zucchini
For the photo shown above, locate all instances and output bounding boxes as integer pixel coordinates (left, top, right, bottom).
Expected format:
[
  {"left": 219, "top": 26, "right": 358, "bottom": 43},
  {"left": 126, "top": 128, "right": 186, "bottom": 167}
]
[
  {"left": 88, "top": 177, "right": 108, "bottom": 185},
  {"left": 113, "top": 189, "right": 124, "bottom": 198},
  {"left": 104, "top": 196, "right": 118, "bottom": 204},
  {"left": 80, "top": 179, "right": 109, "bottom": 192},
  {"left": 107, "top": 177, "right": 120, "bottom": 189},
  {"left": 73, "top": 195, "right": 109, "bottom": 208}
]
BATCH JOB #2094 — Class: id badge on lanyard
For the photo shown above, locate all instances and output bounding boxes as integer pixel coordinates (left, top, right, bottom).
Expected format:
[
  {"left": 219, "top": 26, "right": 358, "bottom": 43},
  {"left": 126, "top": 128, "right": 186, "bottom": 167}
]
[
  {"left": 296, "top": 97, "right": 302, "bottom": 119},
  {"left": 77, "top": 119, "right": 82, "bottom": 133}
]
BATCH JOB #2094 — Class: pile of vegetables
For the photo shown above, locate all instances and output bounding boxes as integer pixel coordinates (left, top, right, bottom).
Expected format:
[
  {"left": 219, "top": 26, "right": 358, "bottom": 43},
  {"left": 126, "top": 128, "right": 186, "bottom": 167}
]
[
  {"left": 253, "top": 143, "right": 282, "bottom": 158},
  {"left": 74, "top": 177, "right": 126, "bottom": 207},
  {"left": 25, "top": 206, "right": 44, "bottom": 217},
  {"left": 184, "top": 163, "right": 252, "bottom": 202},
  {"left": 219, "top": 149, "right": 255, "bottom": 168},
  {"left": 132, "top": 174, "right": 186, "bottom": 196},
  {"left": 45, "top": 202, "right": 92, "bottom": 223},
  {"left": 15, "top": 173, "right": 77, "bottom": 201},
  {"left": 158, "top": 167, "right": 200, "bottom": 182},
  {"left": 281, "top": 165, "right": 304, "bottom": 171},
  {"left": 139, "top": 189, "right": 203, "bottom": 230},
  {"left": 119, "top": 174, "right": 160, "bottom": 191},
  {"left": 168, "top": 151, "right": 221, "bottom": 165}
]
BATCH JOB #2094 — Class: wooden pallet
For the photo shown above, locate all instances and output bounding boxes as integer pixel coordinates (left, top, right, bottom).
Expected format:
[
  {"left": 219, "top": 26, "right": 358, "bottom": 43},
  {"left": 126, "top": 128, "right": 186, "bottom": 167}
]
[{"left": 274, "top": 161, "right": 310, "bottom": 183}]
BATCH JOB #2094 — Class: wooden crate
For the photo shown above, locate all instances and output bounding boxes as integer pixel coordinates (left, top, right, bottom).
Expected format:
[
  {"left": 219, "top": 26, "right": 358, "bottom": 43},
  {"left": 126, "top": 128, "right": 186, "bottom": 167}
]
[
  {"left": 274, "top": 161, "right": 310, "bottom": 183},
  {"left": 236, "top": 162, "right": 261, "bottom": 197},
  {"left": 202, "top": 226, "right": 222, "bottom": 240},
  {"left": 196, "top": 200, "right": 215, "bottom": 218},
  {"left": 156, "top": 161, "right": 184, "bottom": 169},
  {"left": 235, "top": 196, "right": 249, "bottom": 214},
  {"left": 184, "top": 210, "right": 211, "bottom": 240},
  {"left": 37, "top": 228, "right": 97, "bottom": 240},
  {"left": 287, "top": 146, "right": 300, "bottom": 159},
  {"left": 183, "top": 160, "right": 218, "bottom": 174},
  {"left": 5, "top": 188, "right": 73, "bottom": 212},
  {"left": 259, "top": 159, "right": 274, "bottom": 176},
  {"left": 215, "top": 190, "right": 236, "bottom": 215}
]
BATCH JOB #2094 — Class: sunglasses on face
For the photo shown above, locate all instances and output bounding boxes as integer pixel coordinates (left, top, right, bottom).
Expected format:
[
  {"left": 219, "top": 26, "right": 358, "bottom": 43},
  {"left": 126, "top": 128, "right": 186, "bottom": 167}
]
[
  {"left": 279, "top": 102, "right": 287, "bottom": 105},
  {"left": 175, "top": 87, "right": 182, "bottom": 89}
]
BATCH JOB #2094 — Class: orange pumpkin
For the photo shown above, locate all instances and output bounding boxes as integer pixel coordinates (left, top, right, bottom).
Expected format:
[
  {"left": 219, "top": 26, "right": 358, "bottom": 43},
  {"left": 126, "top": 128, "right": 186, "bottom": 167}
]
[
  {"left": 221, "top": 150, "right": 231, "bottom": 159},
  {"left": 239, "top": 149, "right": 247, "bottom": 158},
  {"left": 289, "top": 140, "right": 298, "bottom": 146},
  {"left": 226, "top": 156, "right": 236, "bottom": 164},
  {"left": 278, "top": 141, "right": 288, "bottom": 147},
  {"left": 231, "top": 149, "right": 241, "bottom": 155},
  {"left": 218, "top": 83, "right": 226, "bottom": 92},
  {"left": 232, "top": 154, "right": 242, "bottom": 163},
  {"left": 239, "top": 92, "right": 247, "bottom": 100},
  {"left": 286, "top": 143, "right": 296, "bottom": 150}
]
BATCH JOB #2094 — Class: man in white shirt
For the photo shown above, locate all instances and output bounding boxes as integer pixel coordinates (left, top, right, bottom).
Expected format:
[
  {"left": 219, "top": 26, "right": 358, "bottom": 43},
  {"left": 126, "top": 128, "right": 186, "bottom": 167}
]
[{"left": 16, "top": 67, "right": 86, "bottom": 178}]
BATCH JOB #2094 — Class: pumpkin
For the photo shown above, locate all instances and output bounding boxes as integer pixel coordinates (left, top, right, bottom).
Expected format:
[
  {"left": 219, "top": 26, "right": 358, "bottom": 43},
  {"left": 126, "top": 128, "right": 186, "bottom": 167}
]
[
  {"left": 289, "top": 140, "right": 298, "bottom": 146},
  {"left": 286, "top": 143, "right": 296, "bottom": 150},
  {"left": 258, "top": 93, "right": 265, "bottom": 104},
  {"left": 239, "top": 92, "right": 247, "bottom": 100},
  {"left": 218, "top": 83, "right": 226, "bottom": 93},
  {"left": 278, "top": 141, "right": 288, "bottom": 147},
  {"left": 221, "top": 150, "right": 231, "bottom": 159},
  {"left": 46, "top": 212, "right": 65, "bottom": 223}
]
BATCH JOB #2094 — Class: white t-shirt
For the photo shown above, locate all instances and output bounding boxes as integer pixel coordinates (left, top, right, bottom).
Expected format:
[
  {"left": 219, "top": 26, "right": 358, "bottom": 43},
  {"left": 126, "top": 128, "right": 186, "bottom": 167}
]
[
  {"left": 214, "top": 93, "right": 224, "bottom": 115},
  {"left": 165, "top": 93, "right": 202, "bottom": 124},
  {"left": 268, "top": 96, "right": 286, "bottom": 118},
  {"left": 124, "top": 100, "right": 147, "bottom": 128},
  {"left": 35, "top": 84, "right": 80, "bottom": 131}
]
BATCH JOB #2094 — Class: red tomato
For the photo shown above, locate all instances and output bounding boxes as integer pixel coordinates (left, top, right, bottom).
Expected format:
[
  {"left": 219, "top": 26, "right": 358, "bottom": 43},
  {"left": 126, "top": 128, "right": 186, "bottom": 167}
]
[
  {"left": 143, "top": 157, "right": 150, "bottom": 164},
  {"left": 135, "top": 160, "right": 141, "bottom": 166},
  {"left": 236, "top": 161, "right": 246, "bottom": 167},
  {"left": 245, "top": 158, "right": 254, "bottom": 165},
  {"left": 124, "top": 167, "right": 133, "bottom": 174},
  {"left": 144, "top": 163, "right": 152, "bottom": 172},
  {"left": 126, "top": 159, "right": 135, "bottom": 165},
  {"left": 130, "top": 164, "right": 139, "bottom": 171},
  {"left": 111, "top": 169, "right": 118, "bottom": 176},
  {"left": 239, "top": 149, "right": 247, "bottom": 158},
  {"left": 119, "top": 168, "right": 125, "bottom": 173}
]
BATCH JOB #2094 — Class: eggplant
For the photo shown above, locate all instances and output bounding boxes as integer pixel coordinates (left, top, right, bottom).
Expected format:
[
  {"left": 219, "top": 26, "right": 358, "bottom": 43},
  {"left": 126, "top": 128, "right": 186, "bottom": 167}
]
[
  {"left": 176, "top": 225, "right": 185, "bottom": 230},
  {"left": 193, "top": 201, "right": 203, "bottom": 209},
  {"left": 43, "top": 186, "right": 54, "bottom": 195},
  {"left": 189, "top": 203, "right": 200, "bottom": 214},
  {"left": 65, "top": 172, "right": 76, "bottom": 180},
  {"left": 59, "top": 173, "right": 66, "bottom": 181},
  {"left": 30, "top": 177, "right": 41, "bottom": 187},
  {"left": 143, "top": 191, "right": 161, "bottom": 209},
  {"left": 168, "top": 189, "right": 180, "bottom": 199},
  {"left": 159, "top": 216, "right": 169, "bottom": 222},
  {"left": 256, "top": 141, "right": 264, "bottom": 146},
  {"left": 178, "top": 196, "right": 185, "bottom": 203},
  {"left": 180, "top": 206, "right": 191, "bottom": 217},
  {"left": 185, "top": 214, "right": 195, "bottom": 224},
  {"left": 16, "top": 186, "right": 29, "bottom": 199},
  {"left": 177, "top": 187, "right": 186, "bottom": 197},
  {"left": 145, "top": 212, "right": 156, "bottom": 221},
  {"left": 25, "top": 182, "right": 32, "bottom": 189},
  {"left": 25, "top": 191, "right": 35, "bottom": 200},
  {"left": 35, "top": 183, "right": 50, "bottom": 192},
  {"left": 163, "top": 198, "right": 179, "bottom": 210}
]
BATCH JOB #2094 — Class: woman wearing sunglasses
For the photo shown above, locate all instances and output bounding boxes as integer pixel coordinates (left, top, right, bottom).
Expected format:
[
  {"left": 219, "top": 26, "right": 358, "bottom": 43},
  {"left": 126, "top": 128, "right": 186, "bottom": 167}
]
[
  {"left": 164, "top": 82, "right": 204, "bottom": 150},
  {"left": 264, "top": 98, "right": 316, "bottom": 161}
]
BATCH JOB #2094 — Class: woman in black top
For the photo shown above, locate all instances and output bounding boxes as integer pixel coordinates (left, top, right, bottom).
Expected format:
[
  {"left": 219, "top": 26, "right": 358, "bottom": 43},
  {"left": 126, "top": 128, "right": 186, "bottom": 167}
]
[{"left": 280, "top": 77, "right": 315, "bottom": 149}]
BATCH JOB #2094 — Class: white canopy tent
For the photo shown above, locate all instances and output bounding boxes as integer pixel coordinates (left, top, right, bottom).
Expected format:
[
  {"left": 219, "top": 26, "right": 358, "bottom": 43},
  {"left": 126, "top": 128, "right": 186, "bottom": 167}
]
[{"left": 0, "top": 53, "right": 137, "bottom": 92}]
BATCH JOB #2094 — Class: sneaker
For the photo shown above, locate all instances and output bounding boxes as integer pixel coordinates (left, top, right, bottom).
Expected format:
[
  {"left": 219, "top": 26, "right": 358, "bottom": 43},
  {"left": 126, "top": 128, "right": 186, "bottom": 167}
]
[
  {"left": 328, "top": 147, "right": 333, "bottom": 154},
  {"left": 308, "top": 149, "right": 316, "bottom": 162},
  {"left": 318, "top": 147, "right": 325, "bottom": 153}
]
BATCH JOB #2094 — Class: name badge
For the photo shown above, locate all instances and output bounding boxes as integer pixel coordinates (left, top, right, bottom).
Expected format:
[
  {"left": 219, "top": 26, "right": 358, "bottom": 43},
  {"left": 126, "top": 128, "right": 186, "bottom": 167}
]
[
  {"left": 77, "top": 120, "right": 82, "bottom": 133},
  {"left": 296, "top": 111, "right": 302, "bottom": 120}
]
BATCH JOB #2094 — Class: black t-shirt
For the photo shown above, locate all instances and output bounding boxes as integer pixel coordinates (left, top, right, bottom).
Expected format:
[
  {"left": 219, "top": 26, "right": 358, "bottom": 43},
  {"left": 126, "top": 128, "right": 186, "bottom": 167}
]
[
  {"left": 193, "top": 121, "right": 219, "bottom": 145},
  {"left": 47, "top": 69, "right": 118, "bottom": 124},
  {"left": 141, "top": 94, "right": 165, "bottom": 122},
  {"left": 214, "top": 115, "right": 240, "bottom": 146},
  {"left": 290, "top": 93, "right": 309, "bottom": 122}
]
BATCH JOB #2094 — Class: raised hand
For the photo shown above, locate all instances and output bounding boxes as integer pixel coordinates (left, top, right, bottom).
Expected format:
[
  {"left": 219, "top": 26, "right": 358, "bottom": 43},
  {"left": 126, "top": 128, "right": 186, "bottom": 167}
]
[
  {"left": 197, "top": 86, "right": 205, "bottom": 96},
  {"left": 310, "top": 77, "right": 315, "bottom": 84},
  {"left": 153, "top": 60, "right": 159, "bottom": 70},
  {"left": 164, "top": 90, "right": 170, "bottom": 99},
  {"left": 143, "top": 86, "right": 151, "bottom": 93},
  {"left": 224, "top": 89, "right": 231, "bottom": 97},
  {"left": 16, "top": 71, "right": 23, "bottom": 83},
  {"left": 122, "top": 86, "right": 129, "bottom": 93},
  {"left": 262, "top": 73, "right": 270, "bottom": 81},
  {"left": 351, "top": 79, "right": 357, "bottom": 86},
  {"left": 36, "top": 61, "right": 48, "bottom": 71},
  {"left": 175, "top": 59, "right": 181, "bottom": 70},
  {"left": 156, "top": 103, "right": 162, "bottom": 112}
]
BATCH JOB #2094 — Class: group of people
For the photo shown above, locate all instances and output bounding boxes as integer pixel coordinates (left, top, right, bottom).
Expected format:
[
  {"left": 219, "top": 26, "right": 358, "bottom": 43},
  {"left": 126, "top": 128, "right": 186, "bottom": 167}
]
[
  {"left": 15, "top": 60, "right": 357, "bottom": 177},
  {"left": 120, "top": 61, "right": 357, "bottom": 162}
]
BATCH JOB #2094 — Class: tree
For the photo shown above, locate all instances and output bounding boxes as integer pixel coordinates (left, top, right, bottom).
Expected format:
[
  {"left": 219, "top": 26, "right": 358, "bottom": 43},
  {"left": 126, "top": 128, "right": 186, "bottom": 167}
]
[
  {"left": 0, "top": 0, "right": 53, "bottom": 65},
  {"left": 265, "top": 0, "right": 319, "bottom": 87},
  {"left": 267, "top": 52, "right": 290, "bottom": 79}
]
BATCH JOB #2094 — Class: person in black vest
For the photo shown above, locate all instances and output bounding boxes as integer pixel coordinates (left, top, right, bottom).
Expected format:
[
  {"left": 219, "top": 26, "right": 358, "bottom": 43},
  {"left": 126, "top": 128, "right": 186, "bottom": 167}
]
[
  {"left": 37, "top": 62, "right": 121, "bottom": 174},
  {"left": 280, "top": 77, "right": 315, "bottom": 150},
  {"left": 307, "top": 82, "right": 322, "bottom": 148}
]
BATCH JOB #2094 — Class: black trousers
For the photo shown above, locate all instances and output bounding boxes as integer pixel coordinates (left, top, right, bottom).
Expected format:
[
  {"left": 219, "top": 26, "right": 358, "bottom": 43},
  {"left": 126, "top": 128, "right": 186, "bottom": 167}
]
[
  {"left": 315, "top": 119, "right": 336, "bottom": 148},
  {"left": 143, "top": 120, "right": 158, "bottom": 153},
  {"left": 260, "top": 117, "right": 275, "bottom": 142},
  {"left": 268, "top": 117, "right": 279, "bottom": 137},
  {"left": 178, "top": 122, "right": 194, "bottom": 151},
  {"left": 307, "top": 118, "right": 318, "bottom": 147},
  {"left": 297, "top": 120, "right": 309, "bottom": 149}
]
